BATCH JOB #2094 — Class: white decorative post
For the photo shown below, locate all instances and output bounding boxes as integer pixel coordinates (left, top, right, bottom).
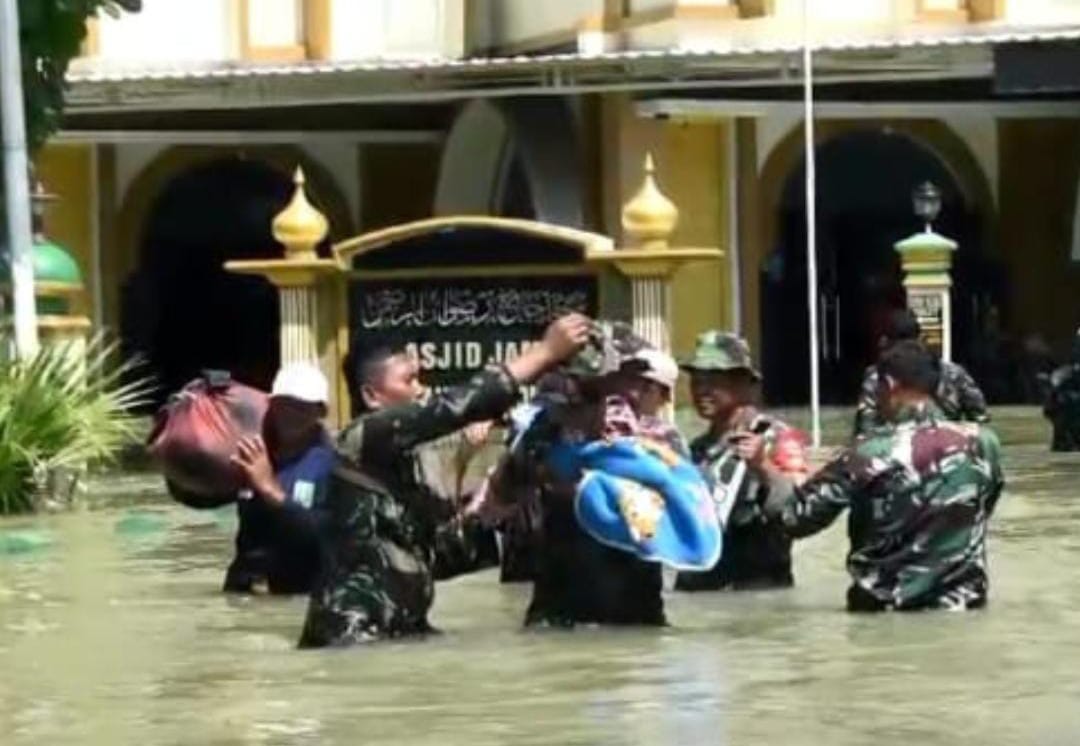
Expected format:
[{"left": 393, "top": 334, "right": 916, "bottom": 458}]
[
  {"left": 229, "top": 167, "right": 334, "bottom": 366},
  {"left": 278, "top": 285, "right": 320, "bottom": 363},
  {"left": 587, "top": 154, "right": 724, "bottom": 415},
  {"left": 617, "top": 153, "right": 681, "bottom": 353},
  {"left": 894, "top": 182, "right": 958, "bottom": 362},
  {"left": 268, "top": 168, "right": 330, "bottom": 365},
  {"left": 226, "top": 167, "right": 341, "bottom": 416},
  {"left": 630, "top": 277, "right": 671, "bottom": 353}
]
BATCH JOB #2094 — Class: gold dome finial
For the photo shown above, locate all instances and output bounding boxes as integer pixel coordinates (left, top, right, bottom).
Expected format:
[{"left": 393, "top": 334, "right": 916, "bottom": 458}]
[
  {"left": 621, "top": 152, "right": 678, "bottom": 250},
  {"left": 272, "top": 166, "right": 329, "bottom": 261}
]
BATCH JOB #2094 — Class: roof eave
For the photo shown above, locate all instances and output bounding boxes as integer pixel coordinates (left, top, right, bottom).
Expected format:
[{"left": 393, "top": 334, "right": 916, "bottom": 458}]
[{"left": 64, "top": 24, "right": 1080, "bottom": 114}]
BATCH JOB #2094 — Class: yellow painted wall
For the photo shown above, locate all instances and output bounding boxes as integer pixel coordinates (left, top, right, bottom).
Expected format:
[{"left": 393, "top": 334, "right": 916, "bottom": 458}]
[
  {"left": 34, "top": 144, "right": 95, "bottom": 319},
  {"left": 998, "top": 119, "right": 1080, "bottom": 358},
  {"left": 600, "top": 94, "right": 733, "bottom": 361}
]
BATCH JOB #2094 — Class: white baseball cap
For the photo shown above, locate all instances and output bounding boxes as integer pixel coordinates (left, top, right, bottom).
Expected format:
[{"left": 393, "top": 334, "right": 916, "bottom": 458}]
[
  {"left": 633, "top": 348, "right": 679, "bottom": 390},
  {"left": 271, "top": 362, "right": 329, "bottom": 404}
]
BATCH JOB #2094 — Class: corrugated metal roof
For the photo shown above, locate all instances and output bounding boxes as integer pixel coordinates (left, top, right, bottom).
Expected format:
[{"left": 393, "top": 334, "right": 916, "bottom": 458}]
[{"left": 67, "top": 23, "right": 1080, "bottom": 84}]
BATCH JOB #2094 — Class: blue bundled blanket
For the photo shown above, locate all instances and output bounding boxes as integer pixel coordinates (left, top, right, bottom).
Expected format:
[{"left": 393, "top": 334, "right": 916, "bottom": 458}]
[{"left": 546, "top": 437, "right": 722, "bottom": 571}]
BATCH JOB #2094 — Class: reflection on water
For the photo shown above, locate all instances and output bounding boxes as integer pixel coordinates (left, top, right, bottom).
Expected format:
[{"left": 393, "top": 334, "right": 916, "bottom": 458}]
[{"left": 2, "top": 445, "right": 1080, "bottom": 745}]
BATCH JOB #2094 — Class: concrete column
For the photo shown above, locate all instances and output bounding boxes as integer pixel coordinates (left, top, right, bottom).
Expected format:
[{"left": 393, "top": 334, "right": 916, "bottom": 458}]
[
  {"left": 895, "top": 229, "right": 958, "bottom": 362},
  {"left": 630, "top": 275, "right": 671, "bottom": 353},
  {"left": 279, "top": 285, "right": 319, "bottom": 363}
]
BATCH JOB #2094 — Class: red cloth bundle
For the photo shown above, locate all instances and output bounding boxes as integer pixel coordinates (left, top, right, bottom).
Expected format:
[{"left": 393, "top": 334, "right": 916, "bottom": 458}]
[
  {"left": 770, "top": 427, "right": 811, "bottom": 478},
  {"left": 147, "top": 372, "right": 268, "bottom": 508}
]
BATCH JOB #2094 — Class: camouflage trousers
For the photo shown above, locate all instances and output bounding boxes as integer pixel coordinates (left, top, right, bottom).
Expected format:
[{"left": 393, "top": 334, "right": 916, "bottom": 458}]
[
  {"left": 846, "top": 573, "right": 989, "bottom": 613},
  {"left": 298, "top": 538, "right": 436, "bottom": 648}
]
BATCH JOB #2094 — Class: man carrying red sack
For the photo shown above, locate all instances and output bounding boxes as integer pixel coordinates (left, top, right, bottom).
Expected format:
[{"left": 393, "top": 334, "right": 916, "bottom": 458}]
[{"left": 224, "top": 362, "right": 336, "bottom": 595}]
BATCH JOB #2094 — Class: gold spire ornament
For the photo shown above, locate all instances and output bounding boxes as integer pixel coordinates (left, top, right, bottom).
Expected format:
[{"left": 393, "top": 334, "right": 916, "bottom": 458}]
[
  {"left": 272, "top": 167, "right": 329, "bottom": 261},
  {"left": 621, "top": 153, "right": 678, "bottom": 251}
]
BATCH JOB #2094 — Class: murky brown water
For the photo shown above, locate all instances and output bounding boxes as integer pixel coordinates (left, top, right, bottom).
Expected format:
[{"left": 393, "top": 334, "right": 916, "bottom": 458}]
[{"left": 2, "top": 436, "right": 1079, "bottom": 745}]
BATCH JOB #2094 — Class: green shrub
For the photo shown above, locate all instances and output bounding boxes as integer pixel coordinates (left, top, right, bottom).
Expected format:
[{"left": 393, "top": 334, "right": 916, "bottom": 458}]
[{"left": 0, "top": 334, "right": 153, "bottom": 514}]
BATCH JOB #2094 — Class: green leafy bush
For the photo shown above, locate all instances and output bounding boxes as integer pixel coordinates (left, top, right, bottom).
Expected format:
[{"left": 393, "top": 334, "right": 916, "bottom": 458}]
[{"left": 0, "top": 334, "right": 152, "bottom": 513}]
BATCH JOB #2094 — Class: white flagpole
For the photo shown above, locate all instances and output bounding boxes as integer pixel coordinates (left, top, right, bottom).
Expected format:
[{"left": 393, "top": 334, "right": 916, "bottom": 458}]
[
  {"left": 802, "top": 0, "right": 821, "bottom": 447},
  {"left": 0, "top": 0, "right": 40, "bottom": 358}
]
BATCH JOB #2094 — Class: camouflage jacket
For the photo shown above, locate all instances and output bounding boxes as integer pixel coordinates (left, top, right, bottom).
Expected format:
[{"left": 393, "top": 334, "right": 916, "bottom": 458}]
[
  {"left": 1045, "top": 363, "right": 1080, "bottom": 452},
  {"left": 674, "top": 410, "right": 808, "bottom": 591},
  {"left": 297, "top": 367, "right": 519, "bottom": 648},
  {"left": 767, "top": 403, "right": 1005, "bottom": 611},
  {"left": 853, "top": 361, "right": 989, "bottom": 438}
]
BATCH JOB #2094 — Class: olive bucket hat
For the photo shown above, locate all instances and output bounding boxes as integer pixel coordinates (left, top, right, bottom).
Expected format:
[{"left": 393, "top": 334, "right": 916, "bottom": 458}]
[{"left": 679, "top": 330, "right": 762, "bottom": 380}]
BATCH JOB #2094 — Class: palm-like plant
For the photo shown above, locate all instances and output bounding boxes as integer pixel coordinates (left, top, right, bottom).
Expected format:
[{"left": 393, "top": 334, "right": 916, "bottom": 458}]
[{"left": 0, "top": 334, "right": 153, "bottom": 514}]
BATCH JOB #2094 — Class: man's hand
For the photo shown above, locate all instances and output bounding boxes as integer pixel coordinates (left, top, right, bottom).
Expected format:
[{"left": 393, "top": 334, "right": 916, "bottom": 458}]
[
  {"left": 506, "top": 313, "right": 591, "bottom": 384},
  {"left": 540, "top": 313, "right": 592, "bottom": 365},
  {"left": 462, "top": 465, "right": 517, "bottom": 527},
  {"left": 730, "top": 432, "right": 767, "bottom": 471},
  {"left": 463, "top": 420, "right": 494, "bottom": 447},
  {"left": 230, "top": 436, "right": 286, "bottom": 504}
]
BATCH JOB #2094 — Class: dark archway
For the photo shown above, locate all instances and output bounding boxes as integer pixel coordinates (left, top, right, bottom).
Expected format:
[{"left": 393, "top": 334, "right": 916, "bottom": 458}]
[
  {"left": 434, "top": 98, "right": 582, "bottom": 225},
  {"left": 121, "top": 158, "right": 314, "bottom": 406},
  {"left": 760, "top": 129, "right": 1003, "bottom": 405},
  {"left": 497, "top": 150, "right": 537, "bottom": 220}
]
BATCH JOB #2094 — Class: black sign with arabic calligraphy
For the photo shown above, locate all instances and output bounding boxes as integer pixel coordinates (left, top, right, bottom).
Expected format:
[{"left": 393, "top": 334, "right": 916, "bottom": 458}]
[{"left": 348, "top": 275, "right": 598, "bottom": 388}]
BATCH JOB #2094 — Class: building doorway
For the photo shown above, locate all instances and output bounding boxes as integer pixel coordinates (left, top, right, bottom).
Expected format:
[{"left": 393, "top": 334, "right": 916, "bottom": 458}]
[
  {"left": 760, "top": 128, "right": 999, "bottom": 405},
  {"left": 121, "top": 158, "right": 297, "bottom": 406}
]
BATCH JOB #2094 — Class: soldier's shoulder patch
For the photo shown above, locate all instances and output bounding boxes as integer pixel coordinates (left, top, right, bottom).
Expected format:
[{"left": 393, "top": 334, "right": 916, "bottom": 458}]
[
  {"left": 910, "top": 424, "right": 969, "bottom": 473},
  {"left": 853, "top": 432, "right": 895, "bottom": 461},
  {"left": 938, "top": 419, "right": 980, "bottom": 437},
  {"left": 292, "top": 480, "right": 316, "bottom": 509}
]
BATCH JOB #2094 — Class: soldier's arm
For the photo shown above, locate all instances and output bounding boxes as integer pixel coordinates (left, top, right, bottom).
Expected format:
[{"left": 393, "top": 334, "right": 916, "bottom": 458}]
[
  {"left": 762, "top": 451, "right": 859, "bottom": 539},
  {"left": 953, "top": 364, "right": 990, "bottom": 423},
  {"left": 852, "top": 367, "right": 880, "bottom": 438},
  {"left": 341, "top": 315, "right": 589, "bottom": 467},
  {"left": 978, "top": 427, "right": 1006, "bottom": 514},
  {"left": 341, "top": 366, "right": 522, "bottom": 466}
]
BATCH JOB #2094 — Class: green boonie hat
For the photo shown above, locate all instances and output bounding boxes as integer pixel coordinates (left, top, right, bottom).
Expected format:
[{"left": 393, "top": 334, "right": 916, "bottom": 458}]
[
  {"left": 680, "top": 330, "right": 761, "bottom": 380},
  {"left": 561, "top": 320, "right": 650, "bottom": 379}
]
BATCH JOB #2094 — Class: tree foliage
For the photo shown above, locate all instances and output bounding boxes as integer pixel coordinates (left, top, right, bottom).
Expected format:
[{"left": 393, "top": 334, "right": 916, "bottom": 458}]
[{"left": 17, "top": 0, "right": 141, "bottom": 152}]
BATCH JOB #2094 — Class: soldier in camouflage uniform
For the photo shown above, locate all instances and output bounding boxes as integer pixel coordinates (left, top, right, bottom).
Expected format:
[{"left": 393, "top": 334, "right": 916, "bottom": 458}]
[
  {"left": 491, "top": 322, "right": 669, "bottom": 626},
  {"left": 756, "top": 340, "right": 1005, "bottom": 612},
  {"left": 1045, "top": 327, "right": 1080, "bottom": 452},
  {"left": 854, "top": 309, "right": 988, "bottom": 437},
  {"left": 297, "top": 314, "right": 590, "bottom": 648},
  {"left": 674, "top": 331, "right": 810, "bottom": 592}
]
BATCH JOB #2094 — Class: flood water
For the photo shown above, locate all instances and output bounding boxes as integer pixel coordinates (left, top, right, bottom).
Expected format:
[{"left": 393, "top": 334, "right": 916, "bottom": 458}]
[{"left": 2, "top": 440, "right": 1080, "bottom": 745}]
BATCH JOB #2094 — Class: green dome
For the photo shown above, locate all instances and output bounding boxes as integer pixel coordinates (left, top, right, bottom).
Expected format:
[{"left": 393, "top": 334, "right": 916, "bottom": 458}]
[
  {"left": 0, "top": 238, "right": 83, "bottom": 316},
  {"left": 32, "top": 238, "right": 82, "bottom": 285}
]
